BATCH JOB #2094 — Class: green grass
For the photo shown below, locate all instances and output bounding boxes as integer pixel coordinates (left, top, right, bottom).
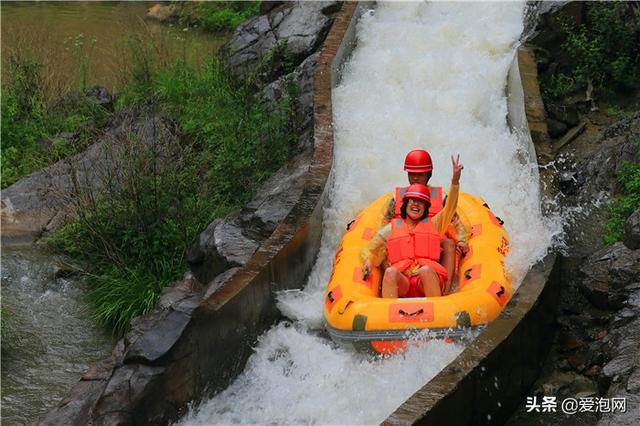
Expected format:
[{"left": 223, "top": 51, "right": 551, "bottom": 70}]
[
  {"left": 604, "top": 138, "right": 640, "bottom": 245},
  {"left": 1, "top": 54, "right": 109, "bottom": 188},
  {"left": 174, "top": 1, "right": 260, "bottom": 32},
  {"left": 48, "top": 57, "right": 295, "bottom": 335}
]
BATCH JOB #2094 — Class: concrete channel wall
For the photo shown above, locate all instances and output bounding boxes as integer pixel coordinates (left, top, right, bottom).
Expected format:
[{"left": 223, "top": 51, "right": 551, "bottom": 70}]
[{"left": 384, "top": 49, "right": 561, "bottom": 425}]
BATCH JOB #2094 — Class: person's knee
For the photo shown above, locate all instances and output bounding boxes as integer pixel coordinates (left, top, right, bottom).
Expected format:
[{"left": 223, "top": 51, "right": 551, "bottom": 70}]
[
  {"left": 419, "top": 265, "right": 435, "bottom": 276},
  {"left": 385, "top": 266, "right": 400, "bottom": 279}
]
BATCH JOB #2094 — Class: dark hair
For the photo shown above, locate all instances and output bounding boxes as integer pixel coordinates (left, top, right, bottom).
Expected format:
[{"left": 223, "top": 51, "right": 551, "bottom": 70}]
[
  {"left": 400, "top": 198, "right": 430, "bottom": 220},
  {"left": 426, "top": 171, "right": 433, "bottom": 183}
]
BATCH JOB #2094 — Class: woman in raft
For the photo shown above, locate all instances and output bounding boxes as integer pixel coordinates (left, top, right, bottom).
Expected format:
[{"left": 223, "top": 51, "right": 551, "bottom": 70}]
[{"left": 362, "top": 155, "right": 464, "bottom": 298}]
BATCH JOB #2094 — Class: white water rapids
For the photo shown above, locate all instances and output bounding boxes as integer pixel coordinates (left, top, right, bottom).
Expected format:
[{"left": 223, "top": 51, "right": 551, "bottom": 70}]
[{"left": 182, "top": 2, "right": 561, "bottom": 424}]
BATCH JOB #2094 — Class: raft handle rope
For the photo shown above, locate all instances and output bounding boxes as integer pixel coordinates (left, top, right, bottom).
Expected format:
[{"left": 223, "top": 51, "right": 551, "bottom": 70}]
[
  {"left": 346, "top": 219, "right": 355, "bottom": 231},
  {"left": 497, "top": 286, "right": 505, "bottom": 296},
  {"left": 327, "top": 291, "right": 335, "bottom": 303},
  {"left": 398, "top": 308, "right": 424, "bottom": 317}
]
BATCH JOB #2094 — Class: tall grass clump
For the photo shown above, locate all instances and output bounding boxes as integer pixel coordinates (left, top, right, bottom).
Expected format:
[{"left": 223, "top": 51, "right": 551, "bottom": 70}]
[
  {"left": 540, "top": 2, "right": 640, "bottom": 100},
  {"left": 50, "top": 57, "right": 295, "bottom": 335},
  {"left": 1, "top": 53, "right": 108, "bottom": 188}
]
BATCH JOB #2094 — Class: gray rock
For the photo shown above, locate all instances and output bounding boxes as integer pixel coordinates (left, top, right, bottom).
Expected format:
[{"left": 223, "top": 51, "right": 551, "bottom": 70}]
[
  {"left": 220, "top": 1, "right": 335, "bottom": 85},
  {"left": 623, "top": 208, "right": 640, "bottom": 250},
  {"left": 604, "top": 111, "right": 640, "bottom": 139},
  {"left": 86, "top": 85, "right": 113, "bottom": 110},
  {"left": 92, "top": 364, "right": 165, "bottom": 424},
  {"left": 124, "top": 309, "right": 192, "bottom": 364},
  {"left": 238, "top": 148, "right": 311, "bottom": 240},
  {"left": 547, "top": 117, "right": 568, "bottom": 138},
  {"left": 261, "top": 52, "right": 320, "bottom": 130},
  {"left": 547, "top": 102, "right": 580, "bottom": 127},
  {"left": 189, "top": 147, "right": 312, "bottom": 285},
  {"left": 580, "top": 243, "right": 640, "bottom": 309},
  {"left": 214, "top": 219, "right": 260, "bottom": 266},
  {"left": 34, "top": 379, "right": 107, "bottom": 426},
  {"left": 158, "top": 278, "right": 202, "bottom": 310},
  {"left": 1, "top": 107, "right": 180, "bottom": 245},
  {"left": 203, "top": 267, "right": 240, "bottom": 300},
  {"left": 597, "top": 390, "right": 640, "bottom": 426},
  {"left": 627, "top": 366, "right": 640, "bottom": 393},
  {"left": 187, "top": 217, "right": 259, "bottom": 285}
]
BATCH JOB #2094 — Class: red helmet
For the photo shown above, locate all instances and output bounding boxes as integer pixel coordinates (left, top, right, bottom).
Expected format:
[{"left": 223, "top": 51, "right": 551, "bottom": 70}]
[
  {"left": 402, "top": 184, "right": 431, "bottom": 204},
  {"left": 404, "top": 149, "right": 433, "bottom": 173}
]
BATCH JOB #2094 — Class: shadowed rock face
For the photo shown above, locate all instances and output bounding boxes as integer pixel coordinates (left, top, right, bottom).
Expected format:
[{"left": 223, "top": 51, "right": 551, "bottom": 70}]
[
  {"left": 187, "top": 147, "right": 312, "bottom": 285},
  {"left": 219, "top": 1, "right": 337, "bottom": 86},
  {"left": 580, "top": 243, "right": 640, "bottom": 310},
  {"left": 623, "top": 208, "right": 640, "bottom": 250}
]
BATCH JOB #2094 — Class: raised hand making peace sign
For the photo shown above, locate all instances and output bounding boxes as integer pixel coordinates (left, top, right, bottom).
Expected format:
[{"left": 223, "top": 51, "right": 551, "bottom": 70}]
[{"left": 451, "top": 154, "right": 464, "bottom": 185}]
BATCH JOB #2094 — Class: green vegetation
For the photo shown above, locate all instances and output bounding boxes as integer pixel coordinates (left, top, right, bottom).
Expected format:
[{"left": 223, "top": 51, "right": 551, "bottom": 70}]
[
  {"left": 174, "top": 1, "right": 260, "bottom": 32},
  {"left": 540, "top": 2, "right": 640, "bottom": 100},
  {"left": 606, "top": 105, "right": 627, "bottom": 119},
  {"left": 48, "top": 57, "right": 295, "bottom": 335},
  {"left": 1, "top": 53, "right": 108, "bottom": 188},
  {"left": 604, "top": 138, "right": 640, "bottom": 245}
]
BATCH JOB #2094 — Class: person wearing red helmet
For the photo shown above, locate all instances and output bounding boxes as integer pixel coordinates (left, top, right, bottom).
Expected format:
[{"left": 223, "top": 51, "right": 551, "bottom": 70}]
[
  {"left": 383, "top": 149, "right": 469, "bottom": 294},
  {"left": 362, "top": 155, "right": 464, "bottom": 298},
  {"left": 388, "top": 149, "right": 443, "bottom": 219}
]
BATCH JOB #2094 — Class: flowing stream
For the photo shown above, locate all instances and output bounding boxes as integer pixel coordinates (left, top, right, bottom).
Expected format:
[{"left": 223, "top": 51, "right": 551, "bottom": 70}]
[
  {"left": 182, "top": 2, "right": 561, "bottom": 425},
  {"left": 1, "top": 248, "right": 115, "bottom": 424}
]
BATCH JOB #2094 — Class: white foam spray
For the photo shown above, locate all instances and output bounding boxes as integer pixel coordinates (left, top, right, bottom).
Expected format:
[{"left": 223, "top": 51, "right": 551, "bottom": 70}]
[{"left": 183, "top": 2, "right": 560, "bottom": 424}]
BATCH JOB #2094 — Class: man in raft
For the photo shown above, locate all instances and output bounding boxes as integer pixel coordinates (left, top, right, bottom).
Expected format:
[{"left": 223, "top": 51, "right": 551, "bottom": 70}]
[
  {"left": 362, "top": 155, "right": 464, "bottom": 298},
  {"left": 384, "top": 149, "right": 469, "bottom": 293}
]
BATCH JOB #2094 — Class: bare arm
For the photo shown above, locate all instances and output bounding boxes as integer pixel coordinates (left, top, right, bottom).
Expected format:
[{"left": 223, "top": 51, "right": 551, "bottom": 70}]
[{"left": 434, "top": 155, "right": 464, "bottom": 235}]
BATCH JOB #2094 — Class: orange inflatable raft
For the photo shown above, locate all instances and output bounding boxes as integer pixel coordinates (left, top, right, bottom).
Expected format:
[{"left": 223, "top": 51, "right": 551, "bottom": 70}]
[{"left": 323, "top": 191, "right": 512, "bottom": 354}]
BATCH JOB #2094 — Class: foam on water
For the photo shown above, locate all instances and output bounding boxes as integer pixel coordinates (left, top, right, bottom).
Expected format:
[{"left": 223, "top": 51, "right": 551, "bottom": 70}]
[{"left": 184, "top": 2, "right": 561, "bottom": 424}]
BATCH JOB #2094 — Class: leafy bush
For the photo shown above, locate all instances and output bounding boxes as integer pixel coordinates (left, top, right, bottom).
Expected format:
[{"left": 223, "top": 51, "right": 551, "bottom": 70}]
[
  {"left": 175, "top": 1, "right": 260, "bottom": 32},
  {"left": 543, "top": 2, "right": 640, "bottom": 100},
  {"left": 540, "top": 72, "right": 577, "bottom": 100},
  {"left": 1, "top": 54, "right": 108, "bottom": 188},
  {"left": 604, "top": 139, "right": 640, "bottom": 244}
]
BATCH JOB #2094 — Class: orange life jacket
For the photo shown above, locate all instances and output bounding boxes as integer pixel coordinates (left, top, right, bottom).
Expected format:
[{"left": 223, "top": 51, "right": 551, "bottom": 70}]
[
  {"left": 386, "top": 218, "right": 442, "bottom": 274},
  {"left": 394, "top": 186, "right": 443, "bottom": 218}
]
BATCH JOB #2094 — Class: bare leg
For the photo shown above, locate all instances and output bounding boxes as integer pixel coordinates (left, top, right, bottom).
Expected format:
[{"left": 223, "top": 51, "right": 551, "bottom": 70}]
[
  {"left": 440, "top": 238, "right": 455, "bottom": 295},
  {"left": 382, "top": 267, "right": 409, "bottom": 298},
  {"left": 418, "top": 265, "right": 442, "bottom": 297}
]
